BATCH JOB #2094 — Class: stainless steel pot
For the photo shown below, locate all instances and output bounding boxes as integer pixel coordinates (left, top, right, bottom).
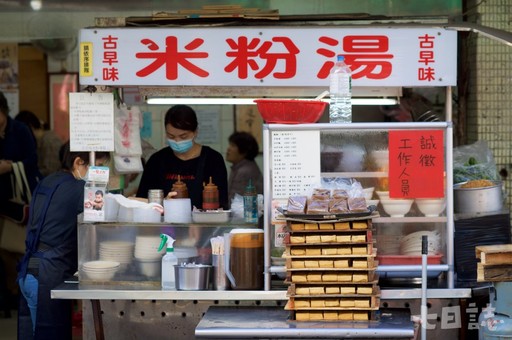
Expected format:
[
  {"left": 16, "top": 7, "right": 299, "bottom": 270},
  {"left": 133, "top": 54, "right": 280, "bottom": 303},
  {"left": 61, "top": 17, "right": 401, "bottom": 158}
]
[
  {"left": 174, "top": 264, "right": 211, "bottom": 290},
  {"left": 453, "top": 180, "right": 503, "bottom": 214}
]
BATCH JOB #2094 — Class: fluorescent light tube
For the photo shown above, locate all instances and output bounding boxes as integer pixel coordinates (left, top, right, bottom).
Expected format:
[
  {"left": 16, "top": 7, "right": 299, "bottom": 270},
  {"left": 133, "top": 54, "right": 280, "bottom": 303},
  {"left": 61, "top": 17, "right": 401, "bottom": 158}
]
[{"left": 146, "top": 97, "right": 398, "bottom": 106}]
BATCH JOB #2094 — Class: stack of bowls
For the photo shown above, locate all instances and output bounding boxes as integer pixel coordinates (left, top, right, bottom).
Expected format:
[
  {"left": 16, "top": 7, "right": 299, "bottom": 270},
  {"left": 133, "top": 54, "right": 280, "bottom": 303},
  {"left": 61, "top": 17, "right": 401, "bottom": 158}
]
[
  {"left": 400, "top": 230, "right": 442, "bottom": 255},
  {"left": 99, "top": 241, "right": 134, "bottom": 273},
  {"left": 134, "top": 235, "right": 165, "bottom": 277},
  {"left": 81, "top": 260, "right": 120, "bottom": 281}
]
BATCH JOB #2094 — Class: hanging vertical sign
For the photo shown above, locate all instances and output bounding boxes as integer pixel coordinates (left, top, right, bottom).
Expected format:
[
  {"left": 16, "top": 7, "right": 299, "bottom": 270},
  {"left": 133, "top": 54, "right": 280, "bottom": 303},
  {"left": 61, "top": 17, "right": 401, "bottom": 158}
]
[{"left": 388, "top": 130, "right": 444, "bottom": 198}]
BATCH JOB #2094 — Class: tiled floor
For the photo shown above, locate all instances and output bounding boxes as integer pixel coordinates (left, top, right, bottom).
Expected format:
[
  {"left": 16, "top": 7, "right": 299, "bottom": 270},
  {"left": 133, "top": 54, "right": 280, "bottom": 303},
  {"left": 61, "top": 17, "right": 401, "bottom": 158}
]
[
  {"left": 0, "top": 309, "right": 17, "bottom": 340},
  {"left": 0, "top": 308, "right": 83, "bottom": 339}
]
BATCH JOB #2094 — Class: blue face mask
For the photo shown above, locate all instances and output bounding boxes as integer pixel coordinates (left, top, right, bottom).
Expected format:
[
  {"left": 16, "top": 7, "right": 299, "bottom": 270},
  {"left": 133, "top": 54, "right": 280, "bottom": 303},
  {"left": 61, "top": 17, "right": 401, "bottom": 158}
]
[{"left": 167, "top": 138, "right": 194, "bottom": 153}]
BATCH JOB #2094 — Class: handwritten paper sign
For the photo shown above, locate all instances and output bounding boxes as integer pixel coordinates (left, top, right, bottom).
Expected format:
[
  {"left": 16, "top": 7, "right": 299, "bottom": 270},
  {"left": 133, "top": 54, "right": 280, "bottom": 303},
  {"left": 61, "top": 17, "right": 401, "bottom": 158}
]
[
  {"left": 388, "top": 130, "right": 444, "bottom": 198},
  {"left": 271, "top": 130, "right": 321, "bottom": 199},
  {"left": 69, "top": 92, "right": 115, "bottom": 152}
]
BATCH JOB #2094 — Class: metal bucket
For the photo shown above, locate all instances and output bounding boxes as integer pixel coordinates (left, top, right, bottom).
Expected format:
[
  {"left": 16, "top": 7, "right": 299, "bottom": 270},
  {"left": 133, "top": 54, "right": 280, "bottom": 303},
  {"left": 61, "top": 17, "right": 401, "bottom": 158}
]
[
  {"left": 453, "top": 180, "right": 503, "bottom": 214},
  {"left": 174, "top": 264, "right": 212, "bottom": 290}
]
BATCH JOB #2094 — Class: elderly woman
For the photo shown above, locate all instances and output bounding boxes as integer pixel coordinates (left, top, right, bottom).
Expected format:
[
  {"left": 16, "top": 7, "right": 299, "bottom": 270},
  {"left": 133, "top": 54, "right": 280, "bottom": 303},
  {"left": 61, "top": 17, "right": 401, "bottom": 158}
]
[{"left": 225, "top": 131, "right": 263, "bottom": 202}]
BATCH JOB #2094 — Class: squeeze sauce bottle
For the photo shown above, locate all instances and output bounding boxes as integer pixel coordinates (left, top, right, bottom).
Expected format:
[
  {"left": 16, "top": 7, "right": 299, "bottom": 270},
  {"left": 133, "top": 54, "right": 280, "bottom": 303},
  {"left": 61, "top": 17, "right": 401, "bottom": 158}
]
[
  {"left": 172, "top": 175, "right": 189, "bottom": 198},
  {"left": 158, "top": 234, "right": 177, "bottom": 290},
  {"left": 202, "top": 176, "right": 220, "bottom": 210}
]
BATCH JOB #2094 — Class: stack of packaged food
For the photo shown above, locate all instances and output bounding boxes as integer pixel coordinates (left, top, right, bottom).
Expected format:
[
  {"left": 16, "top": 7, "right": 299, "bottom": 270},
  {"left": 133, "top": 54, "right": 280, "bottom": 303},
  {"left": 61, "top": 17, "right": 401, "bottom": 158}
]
[{"left": 282, "top": 189, "right": 380, "bottom": 321}]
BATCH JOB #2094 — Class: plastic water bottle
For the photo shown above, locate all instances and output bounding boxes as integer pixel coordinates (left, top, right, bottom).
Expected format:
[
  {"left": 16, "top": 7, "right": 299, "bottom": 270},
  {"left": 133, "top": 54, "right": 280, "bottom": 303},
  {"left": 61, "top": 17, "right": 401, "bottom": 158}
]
[
  {"left": 243, "top": 180, "right": 258, "bottom": 224},
  {"left": 329, "top": 55, "right": 352, "bottom": 123}
]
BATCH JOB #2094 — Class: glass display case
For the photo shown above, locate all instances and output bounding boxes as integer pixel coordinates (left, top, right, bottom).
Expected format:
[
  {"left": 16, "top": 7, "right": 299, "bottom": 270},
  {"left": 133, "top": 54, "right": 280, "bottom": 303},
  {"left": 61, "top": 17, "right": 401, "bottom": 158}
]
[
  {"left": 77, "top": 219, "right": 258, "bottom": 286},
  {"left": 263, "top": 121, "right": 467, "bottom": 297}
]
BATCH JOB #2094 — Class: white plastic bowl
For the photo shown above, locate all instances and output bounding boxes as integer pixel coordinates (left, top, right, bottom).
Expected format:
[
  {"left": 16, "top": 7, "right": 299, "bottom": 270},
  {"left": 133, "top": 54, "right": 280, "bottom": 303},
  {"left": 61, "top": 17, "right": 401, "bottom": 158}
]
[
  {"left": 81, "top": 261, "right": 120, "bottom": 281},
  {"left": 136, "top": 259, "right": 161, "bottom": 277},
  {"left": 375, "top": 191, "right": 390, "bottom": 199},
  {"left": 380, "top": 198, "right": 414, "bottom": 217},
  {"left": 362, "top": 187, "right": 375, "bottom": 200},
  {"left": 371, "top": 150, "right": 389, "bottom": 170},
  {"left": 416, "top": 198, "right": 446, "bottom": 217}
]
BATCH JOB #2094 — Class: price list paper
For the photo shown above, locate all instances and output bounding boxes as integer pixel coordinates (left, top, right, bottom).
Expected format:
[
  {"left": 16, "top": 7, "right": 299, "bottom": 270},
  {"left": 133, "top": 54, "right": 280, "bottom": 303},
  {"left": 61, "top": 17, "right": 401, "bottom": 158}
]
[
  {"left": 271, "top": 130, "right": 321, "bottom": 199},
  {"left": 69, "top": 92, "right": 115, "bottom": 152}
]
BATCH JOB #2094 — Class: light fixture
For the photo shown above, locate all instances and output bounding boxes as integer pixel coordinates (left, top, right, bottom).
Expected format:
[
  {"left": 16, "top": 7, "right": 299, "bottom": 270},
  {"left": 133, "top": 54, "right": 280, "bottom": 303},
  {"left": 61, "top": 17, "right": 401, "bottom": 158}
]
[
  {"left": 146, "top": 97, "right": 399, "bottom": 106},
  {"left": 30, "top": 0, "right": 42, "bottom": 11}
]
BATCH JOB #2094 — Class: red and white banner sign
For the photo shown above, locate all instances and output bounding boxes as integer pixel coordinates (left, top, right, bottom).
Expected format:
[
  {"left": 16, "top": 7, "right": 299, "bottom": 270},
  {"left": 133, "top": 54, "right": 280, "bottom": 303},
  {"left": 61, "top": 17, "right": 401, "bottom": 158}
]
[{"left": 79, "top": 27, "right": 457, "bottom": 87}]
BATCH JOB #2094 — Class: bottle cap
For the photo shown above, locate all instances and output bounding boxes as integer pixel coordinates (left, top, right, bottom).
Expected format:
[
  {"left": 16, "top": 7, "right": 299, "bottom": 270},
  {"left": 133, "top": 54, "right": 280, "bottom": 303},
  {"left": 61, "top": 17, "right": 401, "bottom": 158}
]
[
  {"left": 203, "top": 176, "right": 218, "bottom": 191},
  {"left": 337, "top": 55, "right": 344, "bottom": 62},
  {"left": 244, "top": 179, "right": 256, "bottom": 194}
]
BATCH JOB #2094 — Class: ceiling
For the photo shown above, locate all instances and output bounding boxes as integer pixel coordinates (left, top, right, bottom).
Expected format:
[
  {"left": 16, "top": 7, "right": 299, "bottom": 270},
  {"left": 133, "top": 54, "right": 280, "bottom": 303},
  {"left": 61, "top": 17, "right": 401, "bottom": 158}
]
[{"left": 0, "top": 0, "right": 267, "bottom": 12}]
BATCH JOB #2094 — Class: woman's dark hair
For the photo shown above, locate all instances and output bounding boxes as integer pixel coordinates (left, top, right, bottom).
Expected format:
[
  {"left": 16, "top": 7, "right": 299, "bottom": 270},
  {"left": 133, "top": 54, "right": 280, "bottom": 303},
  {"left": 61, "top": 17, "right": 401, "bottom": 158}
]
[
  {"left": 60, "top": 142, "right": 110, "bottom": 171},
  {"left": 0, "top": 91, "right": 9, "bottom": 116},
  {"left": 229, "top": 132, "right": 259, "bottom": 161},
  {"left": 15, "top": 110, "right": 42, "bottom": 130},
  {"left": 164, "top": 105, "right": 198, "bottom": 132}
]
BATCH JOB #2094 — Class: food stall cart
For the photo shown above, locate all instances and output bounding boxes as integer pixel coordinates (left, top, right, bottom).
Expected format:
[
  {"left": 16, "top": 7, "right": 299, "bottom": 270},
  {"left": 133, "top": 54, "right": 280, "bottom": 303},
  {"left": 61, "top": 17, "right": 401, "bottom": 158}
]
[{"left": 51, "top": 16, "right": 477, "bottom": 339}]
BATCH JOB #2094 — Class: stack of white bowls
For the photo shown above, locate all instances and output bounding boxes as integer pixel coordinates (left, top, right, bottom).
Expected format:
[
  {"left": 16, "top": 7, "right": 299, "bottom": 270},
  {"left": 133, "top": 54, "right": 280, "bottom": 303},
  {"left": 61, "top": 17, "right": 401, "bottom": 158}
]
[
  {"left": 81, "top": 260, "right": 120, "bottom": 281},
  {"left": 399, "top": 230, "right": 442, "bottom": 255},
  {"left": 134, "top": 235, "right": 165, "bottom": 277},
  {"left": 99, "top": 241, "right": 134, "bottom": 272}
]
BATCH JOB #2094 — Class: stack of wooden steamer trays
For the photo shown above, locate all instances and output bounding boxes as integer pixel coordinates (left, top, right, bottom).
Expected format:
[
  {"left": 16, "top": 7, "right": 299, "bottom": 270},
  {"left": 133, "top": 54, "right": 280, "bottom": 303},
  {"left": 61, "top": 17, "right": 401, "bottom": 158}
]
[{"left": 283, "top": 215, "right": 380, "bottom": 322}]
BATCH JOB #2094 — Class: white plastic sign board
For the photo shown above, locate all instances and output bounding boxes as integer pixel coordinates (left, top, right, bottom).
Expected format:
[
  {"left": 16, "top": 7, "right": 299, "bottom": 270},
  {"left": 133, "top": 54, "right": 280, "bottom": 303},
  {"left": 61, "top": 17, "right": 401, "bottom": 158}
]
[{"left": 79, "top": 27, "right": 457, "bottom": 87}]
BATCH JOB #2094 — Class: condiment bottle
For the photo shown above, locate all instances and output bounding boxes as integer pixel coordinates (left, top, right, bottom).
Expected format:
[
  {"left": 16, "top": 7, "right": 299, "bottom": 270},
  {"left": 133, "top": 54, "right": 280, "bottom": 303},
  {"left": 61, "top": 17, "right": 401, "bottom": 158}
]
[
  {"left": 202, "top": 176, "right": 220, "bottom": 210},
  {"left": 172, "top": 175, "right": 189, "bottom": 198},
  {"left": 243, "top": 179, "right": 258, "bottom": 223}
]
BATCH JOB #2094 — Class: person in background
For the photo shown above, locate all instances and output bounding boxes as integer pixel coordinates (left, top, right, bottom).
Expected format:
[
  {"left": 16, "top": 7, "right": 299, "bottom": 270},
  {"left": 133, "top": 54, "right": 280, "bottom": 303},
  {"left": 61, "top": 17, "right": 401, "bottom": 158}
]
[
  {"left": 15, "top": 110, "right": 63, "bottom": 177},
  {"left": 16, "top": 142, "right": 109, "bottom": 339},
  {"left": 136, "top": 104, "right": 229, "bottom": 209},
  {"left": 226, "top": 131, "right": 263, "bottom": 202},
  {"left": 0, "top": 91, "right": 41, "bottom": 312},
  {"left": 0, "top": 92, "right": 41, "bottom": 202}
]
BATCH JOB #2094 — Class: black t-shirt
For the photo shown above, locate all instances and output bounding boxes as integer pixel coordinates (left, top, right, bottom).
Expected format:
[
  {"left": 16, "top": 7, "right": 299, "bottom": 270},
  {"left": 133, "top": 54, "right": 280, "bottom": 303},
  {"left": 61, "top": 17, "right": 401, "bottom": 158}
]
[{"left": 136, "top": 146, "right": 229, "bottom": 209}]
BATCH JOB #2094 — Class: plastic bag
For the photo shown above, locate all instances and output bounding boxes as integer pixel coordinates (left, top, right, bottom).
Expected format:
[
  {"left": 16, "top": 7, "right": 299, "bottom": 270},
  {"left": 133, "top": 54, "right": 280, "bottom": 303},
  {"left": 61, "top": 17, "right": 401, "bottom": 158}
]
[{"left": 453, "top": 140, "right": 500, "bottom": 184}]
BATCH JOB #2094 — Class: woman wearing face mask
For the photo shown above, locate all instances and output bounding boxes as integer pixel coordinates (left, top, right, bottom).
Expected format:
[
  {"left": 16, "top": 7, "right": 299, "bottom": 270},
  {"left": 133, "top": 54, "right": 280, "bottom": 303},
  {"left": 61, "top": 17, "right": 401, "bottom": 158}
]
[
  {"left": 16, "top": 142, "right": 110, "bottom": 339},
  {"left": 136, "top": 105, "right": 229, "bottom": 210}
]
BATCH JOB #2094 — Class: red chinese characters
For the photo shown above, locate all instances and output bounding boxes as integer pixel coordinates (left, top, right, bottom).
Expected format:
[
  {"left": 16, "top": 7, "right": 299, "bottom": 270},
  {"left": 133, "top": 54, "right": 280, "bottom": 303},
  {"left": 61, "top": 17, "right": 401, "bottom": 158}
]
[
  {"left": 135, "top": 37, "right": 209, "bottom": 80},
  {"left": 418, "top": 34, "right": 436, "bottom": 81},
  {"left": 102, "top": 35, "right": 119, "bottom": 81},
  {"left": 389, "top": 130, "right": 444, "bottom": 198},
  {"left": 316, "top": 35, "right": 394, "bottom": 80},
  {"left": 225, "top": 36, "right": 299, "bottom": 79}
]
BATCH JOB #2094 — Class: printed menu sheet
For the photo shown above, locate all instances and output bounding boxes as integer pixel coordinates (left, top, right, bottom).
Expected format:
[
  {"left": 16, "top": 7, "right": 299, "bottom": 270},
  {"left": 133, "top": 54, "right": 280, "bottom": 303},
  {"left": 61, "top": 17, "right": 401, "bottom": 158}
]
[
  {"left": 271, "top": 130, "right": 321, "bottom": 199},
  {"left": 69, "top": 92, "right": 115, "bottom": 152}
]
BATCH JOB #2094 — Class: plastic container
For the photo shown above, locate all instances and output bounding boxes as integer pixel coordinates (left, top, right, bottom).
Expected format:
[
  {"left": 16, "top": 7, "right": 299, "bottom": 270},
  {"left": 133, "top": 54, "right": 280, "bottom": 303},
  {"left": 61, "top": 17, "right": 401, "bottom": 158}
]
[
  {"left": 376, "top": 254, "right": 443, "bottom": 265},
  {"left": 253, "top": 99, "right": 327, "bottom": 124},
  {"left": 329, "top": 55, "right": 352, "bottom": 123},
  {"left": 192, "top": 209, "right": 231, "bottom": 223}
]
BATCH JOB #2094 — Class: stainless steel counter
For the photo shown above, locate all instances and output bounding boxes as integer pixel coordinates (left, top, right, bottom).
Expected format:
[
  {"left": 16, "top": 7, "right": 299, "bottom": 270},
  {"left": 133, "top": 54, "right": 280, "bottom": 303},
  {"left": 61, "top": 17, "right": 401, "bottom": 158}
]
[
  {"left": 51, "top": 282, "right": 471, "bottom": 300},
  {"left": 195, "top": 306, "right": 415, "bottom": 339}
]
